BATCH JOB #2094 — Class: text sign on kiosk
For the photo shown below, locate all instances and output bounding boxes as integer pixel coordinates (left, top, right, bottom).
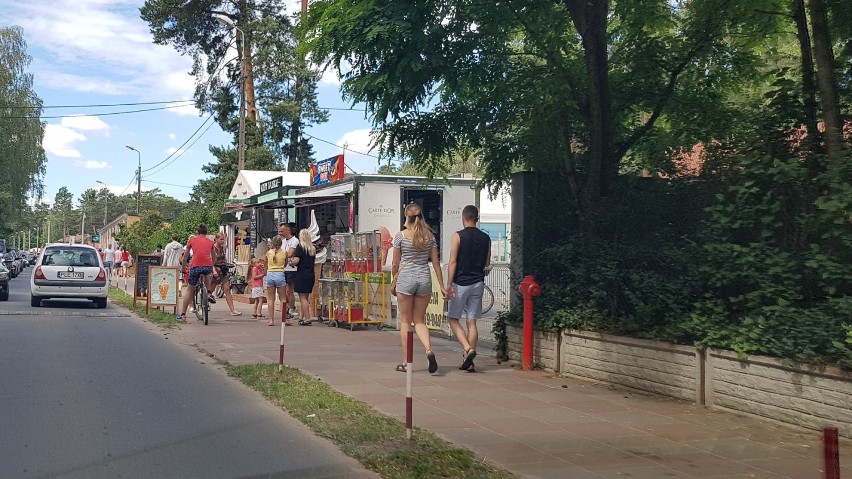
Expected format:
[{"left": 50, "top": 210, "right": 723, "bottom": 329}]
[
  {"left": 259, "top": 176, "right": 283, "bottom": 193},
  {"left": 133, "top": 254, "right": 162, "bottom": 307},
  {"left": 310, "top": 154, "right": 345, "bottom": 186}
]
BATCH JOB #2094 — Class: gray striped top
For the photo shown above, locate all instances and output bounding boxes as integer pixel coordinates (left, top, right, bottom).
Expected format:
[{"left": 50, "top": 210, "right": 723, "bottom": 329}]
[{"left": 393, "top": 233, "right": 436, "bottom": 276}]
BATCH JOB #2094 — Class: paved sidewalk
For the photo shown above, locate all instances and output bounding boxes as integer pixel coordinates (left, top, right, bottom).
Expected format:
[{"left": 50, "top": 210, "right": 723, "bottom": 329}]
[{"left": 111, "top": 277, "right": 851, "bottom": 479}]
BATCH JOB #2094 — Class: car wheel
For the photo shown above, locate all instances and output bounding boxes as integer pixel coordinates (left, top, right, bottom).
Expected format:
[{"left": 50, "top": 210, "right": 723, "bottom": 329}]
[
  {"left": 30, "top": 296, "right": 41, "bottom": 307},
  {"left": 95, "top": 298, "right": 107, "bottom": 309},
  {"left": 0, "top": 290, "right": 8, "bottom": 301}
]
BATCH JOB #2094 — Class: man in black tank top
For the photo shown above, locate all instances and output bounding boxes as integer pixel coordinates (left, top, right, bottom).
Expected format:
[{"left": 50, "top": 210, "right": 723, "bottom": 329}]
[{"left": 445, "top": 205, "right": 491, "bottom": 372}]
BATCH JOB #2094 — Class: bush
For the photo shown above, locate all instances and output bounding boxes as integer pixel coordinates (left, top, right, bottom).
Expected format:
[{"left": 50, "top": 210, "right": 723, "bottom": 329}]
[{"left": 501, "top": 151, "right": 852, "bottom": 368}]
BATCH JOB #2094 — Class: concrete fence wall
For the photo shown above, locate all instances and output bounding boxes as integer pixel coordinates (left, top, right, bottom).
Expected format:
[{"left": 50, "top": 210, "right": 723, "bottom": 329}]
[{"left": 505, "top": 325, "right": 852, "bottom": 438}]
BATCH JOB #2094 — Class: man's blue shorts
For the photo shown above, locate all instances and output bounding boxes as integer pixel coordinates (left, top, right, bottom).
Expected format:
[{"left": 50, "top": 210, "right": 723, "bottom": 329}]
[{"left": 188, "top": 266, "right": 213, "bottom": 286}]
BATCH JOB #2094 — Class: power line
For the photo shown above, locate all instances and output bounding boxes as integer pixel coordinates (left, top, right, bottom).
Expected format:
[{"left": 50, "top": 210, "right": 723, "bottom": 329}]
[
  {"left": 143, "top": 180, "right": 193, "bottom": 189},
  {"left": 141, "top": 115, "right": 214, "bottom": 173},
  {"left": 145, "top": 120, "right": 217, "bottom": 178},
  {"left": 302, "top": 132, "right": 379, "bottom": 159},
  {"left": 116, "top": 172, "right": 138, "bottom": 198},
  {"left": 5, "top": 100, "right": 194, "bottom": 109},
  {"left": 3, "top": 103, "right": 198, "bottom": 120}
]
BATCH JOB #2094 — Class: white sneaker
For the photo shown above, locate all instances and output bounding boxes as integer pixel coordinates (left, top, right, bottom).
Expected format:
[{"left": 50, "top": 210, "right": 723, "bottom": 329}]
[
  {"left": 188, "top": 306, "right": 196, "bottom": 313},
  {"left": 230, "top": 310, "right": 243, "bottom": 316}
]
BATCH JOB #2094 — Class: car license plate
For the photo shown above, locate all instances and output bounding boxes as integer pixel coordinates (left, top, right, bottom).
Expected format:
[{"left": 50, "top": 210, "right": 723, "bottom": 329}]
[{"left": 58, "top": 272, "right": 84, "bottom": 279}]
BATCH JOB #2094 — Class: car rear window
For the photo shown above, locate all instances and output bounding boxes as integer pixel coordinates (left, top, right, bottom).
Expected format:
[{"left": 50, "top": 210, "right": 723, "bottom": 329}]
[{"left": 41, "top": 247, "right": 100, "bottom": 267}]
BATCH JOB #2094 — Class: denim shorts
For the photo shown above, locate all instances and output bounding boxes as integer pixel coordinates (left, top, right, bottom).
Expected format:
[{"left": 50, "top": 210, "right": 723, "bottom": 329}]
[
  {"left": 188, "top": 266, "right": 213, "bottom": 286},
  {"left": 266, "top": 271, "right": 286, "bottom": 288},
  {"left": 395, "top": 271, "right": 432, "bottom": 296},
  {"left": 103, "top": 261, "right": 113, "bottom": 270}
]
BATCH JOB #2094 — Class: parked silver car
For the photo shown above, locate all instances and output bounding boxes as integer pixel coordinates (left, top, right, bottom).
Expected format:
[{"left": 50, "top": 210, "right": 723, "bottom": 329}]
[{"left": 30, "top": 244, "right": 108, "bottom": 308}]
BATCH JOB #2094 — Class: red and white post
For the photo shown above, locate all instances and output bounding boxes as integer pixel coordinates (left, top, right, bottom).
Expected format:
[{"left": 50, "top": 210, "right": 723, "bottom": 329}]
[
  {"left": 405, "top": 330, "right": 414, "bottom": 440},
  {"left": 824, "top": 426, "right": 840, "bottom": 479},
  {"left": 278, "top": 311, "right": 286, "bottom": 372}
]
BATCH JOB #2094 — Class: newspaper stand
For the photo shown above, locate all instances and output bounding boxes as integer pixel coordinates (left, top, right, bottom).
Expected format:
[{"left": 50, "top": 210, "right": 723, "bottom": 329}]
[{"left": 324, "top": 231, "right": 388, "bottom": 330}]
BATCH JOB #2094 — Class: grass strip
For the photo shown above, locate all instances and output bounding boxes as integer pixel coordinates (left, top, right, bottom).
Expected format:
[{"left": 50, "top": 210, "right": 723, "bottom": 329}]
[
  {"left": 109, "top": 286, "right": 177, "bottom": 324},
  {"left": 226, "top": 363, "right": 517, "bottom": 479}
]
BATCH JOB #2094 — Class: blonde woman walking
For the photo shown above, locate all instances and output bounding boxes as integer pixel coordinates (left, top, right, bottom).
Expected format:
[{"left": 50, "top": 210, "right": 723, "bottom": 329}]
[
  {"left": 289, "top": 229, "right": 317, "bottom": 325},
  {"left": 392, "top": 203, "right": 449, "bottom": 373},
  {"left": 265, "top": 236, "right": 290, "bottom": 326}
]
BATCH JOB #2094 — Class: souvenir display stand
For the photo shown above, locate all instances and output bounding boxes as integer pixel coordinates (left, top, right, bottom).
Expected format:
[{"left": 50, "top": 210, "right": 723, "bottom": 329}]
[{"left": 320, "top": 232, "right": 390, "bottom": 330}]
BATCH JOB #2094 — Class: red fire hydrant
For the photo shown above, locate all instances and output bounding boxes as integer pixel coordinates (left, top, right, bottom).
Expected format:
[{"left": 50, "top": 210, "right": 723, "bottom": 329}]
[{"left": 518, "top": 275, "right": 541, "bottom": 370}]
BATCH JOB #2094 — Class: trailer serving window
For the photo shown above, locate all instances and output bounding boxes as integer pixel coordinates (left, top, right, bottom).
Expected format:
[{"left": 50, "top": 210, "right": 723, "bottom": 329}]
[{"left": 402, "top": 188, "right": 443, "bottom": 257}]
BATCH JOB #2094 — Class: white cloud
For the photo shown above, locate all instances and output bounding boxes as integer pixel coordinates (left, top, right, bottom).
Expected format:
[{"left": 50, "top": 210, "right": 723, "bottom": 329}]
[
  {"left": 94, "top": 183, "right": 129, "bottom": 196},
  {"left": 42, "top": 124, "right": 86, "bottom": 157},
  {"left": 166, "top": 147, "right": 186, "bottom": 156},
  {"left": 4, "top": 1, "right": 197, "bottom": 102},
  {"left": 168, "top": 133, "right": 177, "bottom": 140},
  {"left": 337, "top": 129, "right": 377, "bottom": 157},
  {"left": 61, "top": 115, "right": 110, "bottom": 132},
  {"left": 74, "top": 160, "right": 111, "bottom": 170}
]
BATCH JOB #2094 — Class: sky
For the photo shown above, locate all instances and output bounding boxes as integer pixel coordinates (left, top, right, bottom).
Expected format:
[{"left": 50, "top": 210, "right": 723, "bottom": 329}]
[{"left": 1, "top": 0, "right": 381, "bottom": 205}]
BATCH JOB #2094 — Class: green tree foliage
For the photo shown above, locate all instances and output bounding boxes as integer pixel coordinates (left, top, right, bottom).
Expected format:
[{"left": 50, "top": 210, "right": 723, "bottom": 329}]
[
  {"left": 150, "top": 207, "right": 221, "bottom": 248},
  {"left": 114, "top": 211, "right": 166, "bottom": 256},
  {"left": 0, "top": 26, "right": 47, "bottom": 236},
  {"left": 140, "top": 0, "right": 327, "bottom": 208},
  {"left": 302, "top": 0, "right": 774, "bottom": 205},
  {"left": 486, "top": 1, "right": 851, "bottom": 367}
]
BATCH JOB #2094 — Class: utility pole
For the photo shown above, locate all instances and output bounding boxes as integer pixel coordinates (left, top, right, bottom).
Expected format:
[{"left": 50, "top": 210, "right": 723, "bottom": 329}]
[
  {"left": 126, "top": 145, "right": 141, "bottom": 214},
  {"left": 215, "top": 14, "right": 247, "bottom": 171}
]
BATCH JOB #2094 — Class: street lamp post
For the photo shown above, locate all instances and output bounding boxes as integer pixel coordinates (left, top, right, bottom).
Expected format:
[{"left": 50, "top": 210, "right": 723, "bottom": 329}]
[
  {"left": 96, "top": 180, "right": 108, "bottom": 225},
  {"left": 215, "top": 14, "right": 246, "bottom": 171},
  {"left": 80, "top": 206, "right": 86, "bottom": 244},
  {"left": 125, "top": 145, "right": 141, "bottom": 214}
]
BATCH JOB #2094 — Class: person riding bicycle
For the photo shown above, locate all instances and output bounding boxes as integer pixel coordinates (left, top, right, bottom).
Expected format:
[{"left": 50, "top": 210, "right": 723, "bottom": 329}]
[
  {"left": 213, "top": 232, "right": 242, "bottom": 316},
  {"left": 176, "top": 224, "right": 218, "bottom": 322}
]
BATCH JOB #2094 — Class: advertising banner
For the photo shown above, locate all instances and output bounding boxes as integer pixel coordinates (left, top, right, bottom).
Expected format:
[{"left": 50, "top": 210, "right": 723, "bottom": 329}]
[
  {"left": 147, "top": 266, "right": 179, "bottom": 315},
  {"left": 133, "top": 254, "right": 162, "bottom": 307},
  {"left": 424, "top": 267, "right": 445, "bottom": 331},
  {"left": 310, "top": 155, "right": 345, "bottom": 186}
]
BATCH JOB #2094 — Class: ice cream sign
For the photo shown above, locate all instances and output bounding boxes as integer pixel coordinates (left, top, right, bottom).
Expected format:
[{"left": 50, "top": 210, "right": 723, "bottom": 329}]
[{"left": 310, "top": 154, "right": 345, "bottom": 186}]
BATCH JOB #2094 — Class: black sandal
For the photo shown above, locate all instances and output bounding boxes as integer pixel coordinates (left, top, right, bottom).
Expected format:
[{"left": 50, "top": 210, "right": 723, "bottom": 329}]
[
  {"left": 426, "top": 351, "right": 438, "bottom": 374},
  {"left": 460, "top": 349, "right": 477, "bottom": 371},
  {"left": 395, "top": 364, "right": 407, "bottom": 372},
  {"left": 298, "top": 319, "right": 312, "bottom": 326}
]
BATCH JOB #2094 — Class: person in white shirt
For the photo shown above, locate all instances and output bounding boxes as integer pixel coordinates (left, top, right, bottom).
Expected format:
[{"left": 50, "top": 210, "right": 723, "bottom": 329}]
[
  {"left": 103, "top": 244, "right": 116, "bottom": 277},
  {"left": 162, "top": 234, "right": 185, "bottom": 290},
  {"left": 278, "top": 223, "right": 299, "bottom": 319}
]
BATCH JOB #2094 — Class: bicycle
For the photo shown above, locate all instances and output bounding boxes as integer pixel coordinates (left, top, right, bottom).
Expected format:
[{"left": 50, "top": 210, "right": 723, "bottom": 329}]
[
  {"left": 481, "top": 284, "right": 495, "bottom": 315},
  {"left": 212, "top": 262, "right": 249, "bottom": 298},
  {"left": 191, "top": 272, "right": 211, "bottom": 325}
]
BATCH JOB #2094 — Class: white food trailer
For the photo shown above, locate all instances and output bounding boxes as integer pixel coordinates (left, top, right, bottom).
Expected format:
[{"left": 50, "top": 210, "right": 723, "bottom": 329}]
[{"left": 273, "top": 174, "right": 479, "bottom": 266}]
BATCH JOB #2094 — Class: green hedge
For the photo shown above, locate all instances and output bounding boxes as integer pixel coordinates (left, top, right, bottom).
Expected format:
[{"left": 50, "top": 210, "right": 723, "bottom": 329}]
[{"left": 498, "top": 152, "right": 852, "bottom": 368}]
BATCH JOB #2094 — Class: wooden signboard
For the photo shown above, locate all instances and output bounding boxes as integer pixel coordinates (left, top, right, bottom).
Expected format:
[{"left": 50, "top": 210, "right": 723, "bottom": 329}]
[
  {"left": 133, "top": 254, "right": 162, "bottom": 307},
  {"left": 147, "top": 266, "right": 179, "bottom": 315}
]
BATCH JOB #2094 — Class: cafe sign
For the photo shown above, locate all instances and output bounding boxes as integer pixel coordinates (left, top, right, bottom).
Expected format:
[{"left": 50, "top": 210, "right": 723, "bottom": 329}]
[{"left": 259, "top": 176, "right": 283, "bottom": 193}]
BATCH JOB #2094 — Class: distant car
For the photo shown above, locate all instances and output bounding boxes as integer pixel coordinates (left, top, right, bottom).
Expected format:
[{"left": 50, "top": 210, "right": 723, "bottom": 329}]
[
  {"left": 30, "top": 243, "right": 108, "bottom": 308},
  {"left": 1, "top": 251, "right": 19, "bottom": 278},
  {"left": 11, "top": 249, "right": 27, "bottom": 272},
  {"left": 0, "top": 263, "right": 9, "bottom": 301}
]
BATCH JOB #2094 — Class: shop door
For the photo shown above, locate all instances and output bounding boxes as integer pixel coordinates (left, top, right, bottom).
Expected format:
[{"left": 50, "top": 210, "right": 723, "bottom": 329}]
[{"left": 401, "top": 189, "right": 443, "bottom": 257}]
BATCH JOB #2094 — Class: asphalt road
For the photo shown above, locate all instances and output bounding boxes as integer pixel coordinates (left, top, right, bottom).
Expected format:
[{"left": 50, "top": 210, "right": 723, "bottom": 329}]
[{"left": 0, "top": 267, "right": 377, "bottom": 479}]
